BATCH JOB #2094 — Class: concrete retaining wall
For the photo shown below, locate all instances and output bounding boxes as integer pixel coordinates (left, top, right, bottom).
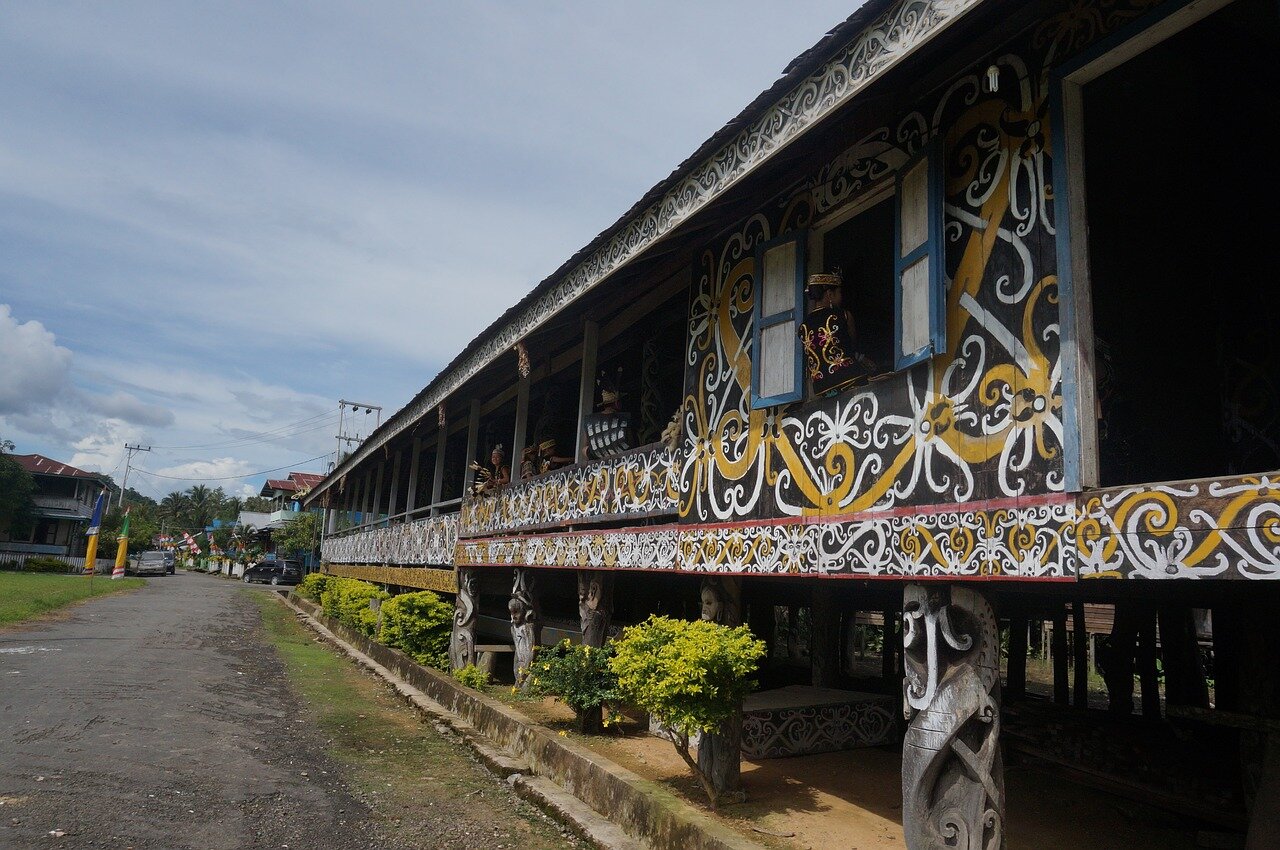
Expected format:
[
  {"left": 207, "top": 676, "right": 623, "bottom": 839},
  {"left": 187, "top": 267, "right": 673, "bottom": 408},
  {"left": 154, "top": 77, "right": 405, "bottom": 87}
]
[{"left": 288, "top": 594, "right": 762, "bottom": 850}]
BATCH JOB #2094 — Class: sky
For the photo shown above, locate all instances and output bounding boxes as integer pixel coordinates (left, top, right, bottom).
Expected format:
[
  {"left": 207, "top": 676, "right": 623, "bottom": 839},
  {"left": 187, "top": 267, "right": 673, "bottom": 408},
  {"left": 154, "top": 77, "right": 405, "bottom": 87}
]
[{"left": 0, "top": 1, "right": 857, "bottom": 500}]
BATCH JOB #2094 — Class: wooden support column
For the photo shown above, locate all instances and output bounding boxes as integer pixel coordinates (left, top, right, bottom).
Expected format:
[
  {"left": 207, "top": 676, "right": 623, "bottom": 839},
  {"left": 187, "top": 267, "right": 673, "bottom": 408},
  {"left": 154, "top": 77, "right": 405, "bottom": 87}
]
[
  {"left": 1073, "top": 600, "right": 1089, "bottom": 709},
  {"left": 512, "top": 369, "right": 530, "bottom": 480},
  {"left": 430, "top": 415, "right": 448, "bottom": 514},
  {"left": 574, "top": 318, "right": 599, "bottom": 462},
  {"left": 449, "top": 568, "right": 478, "bottom": 670},
  {"left": 1007, "top": 616, "right": 1028, "bottom": 704},
  {"left": 698, "top": 576, "right": 743, "bottom": 800},
  {"left": 902, "top": 585, "right": 1003, "bottom": 849},
  {"left": 1213, "top": 603, "right": 1240, "bottom": 711},
  {"left": 881, "top": 608, "right": 897, "bottom": 687},
  {"left": 372, "top": 461, "right": 385, "bottom": 527},
  {"left": 386, "top": 450, "right": 402, "bottom": 522},
  {"left": 576, "top": 570, "right": 613, "bottom": 733},
  {"left": 1052, "top": 607, "right": 1069, "bottom": 705},
  {"left": 510, "top": 569, "right": 541, "bottom": 688},
  {"left": 361, "top": 471, "right": 374, "bottom": 525},
  {"left": 1138, "top": 604, "right": 1161, "bottom": 719},
  {"left": 404, "top": 437, "right": 421, "bottom": 517},
  {"left": 811, "top": 585, "right": 840, "bottom": 688},
  {"left": 748, "top": 598, "right": 776, "bottom": 662},
  {"left": 461, "top": 399, "right": 481, "bottom": 493},
  {"left": 1158, "top": 605, "right": 1209, "bottom": 709}
]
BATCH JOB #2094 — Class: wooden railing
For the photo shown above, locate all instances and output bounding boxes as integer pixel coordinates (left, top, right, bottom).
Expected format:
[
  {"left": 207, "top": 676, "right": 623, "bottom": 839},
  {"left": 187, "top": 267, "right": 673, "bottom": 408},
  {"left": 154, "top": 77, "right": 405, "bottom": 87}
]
[
  {"left": 321, "top": 513, "right": 458, "bottom": 566},
  {"left": 458, "top": 444, "right": 677, "bottom": 538}
]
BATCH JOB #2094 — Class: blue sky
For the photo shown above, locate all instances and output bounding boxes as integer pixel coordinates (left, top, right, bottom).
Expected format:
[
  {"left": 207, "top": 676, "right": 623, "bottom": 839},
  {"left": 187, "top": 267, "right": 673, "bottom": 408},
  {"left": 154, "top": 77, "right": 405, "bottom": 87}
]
[{"left": 0, "top": 2, "right": 856, "bottom": 499}]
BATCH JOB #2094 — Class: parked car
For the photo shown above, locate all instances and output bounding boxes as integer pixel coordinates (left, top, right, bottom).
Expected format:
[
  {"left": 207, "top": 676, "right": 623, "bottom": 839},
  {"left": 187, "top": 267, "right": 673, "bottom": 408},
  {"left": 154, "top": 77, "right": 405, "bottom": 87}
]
[
  {"left": 162, "top": 551, "right": 176, "bottom": 574},
  {"left": 132, "top": 551, "right": 169, "bottom": 577},
  {"left": 242, "top": 560, "right": 302, "bottom": 586}
]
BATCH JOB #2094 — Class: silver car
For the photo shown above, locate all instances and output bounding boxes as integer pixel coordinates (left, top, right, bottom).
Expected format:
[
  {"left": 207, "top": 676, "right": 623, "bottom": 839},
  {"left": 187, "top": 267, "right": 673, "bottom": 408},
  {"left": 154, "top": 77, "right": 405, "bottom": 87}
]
[{"left": 133, "top": 551, "right": 169, "bottom": 577}]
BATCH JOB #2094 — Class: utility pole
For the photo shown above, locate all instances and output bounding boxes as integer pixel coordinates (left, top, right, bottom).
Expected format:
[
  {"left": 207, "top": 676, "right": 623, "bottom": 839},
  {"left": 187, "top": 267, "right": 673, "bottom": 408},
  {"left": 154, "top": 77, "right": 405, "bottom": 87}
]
[
  {"left": 119, "top": 444, "right": 152, "bottom": 508},
  {"left": 334, "top": 399, "right": 381, "bottom": 468}
]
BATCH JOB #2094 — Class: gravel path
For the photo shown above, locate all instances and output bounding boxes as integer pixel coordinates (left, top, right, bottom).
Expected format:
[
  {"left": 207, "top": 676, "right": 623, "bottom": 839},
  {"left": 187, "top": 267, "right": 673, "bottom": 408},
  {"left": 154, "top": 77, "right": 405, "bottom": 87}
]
[{"left": 0, "top": 572, "right": 570, "bottom": 849}]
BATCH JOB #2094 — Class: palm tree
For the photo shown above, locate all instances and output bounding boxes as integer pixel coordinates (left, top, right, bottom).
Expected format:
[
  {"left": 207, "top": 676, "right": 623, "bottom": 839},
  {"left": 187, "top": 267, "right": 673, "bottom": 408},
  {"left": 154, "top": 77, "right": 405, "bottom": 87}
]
[
  {"left": 159, "top": 492, "right": 190, "bottom": 525},
  {"left": 186, "top": 485, "right": 214, "bottom": 529}
]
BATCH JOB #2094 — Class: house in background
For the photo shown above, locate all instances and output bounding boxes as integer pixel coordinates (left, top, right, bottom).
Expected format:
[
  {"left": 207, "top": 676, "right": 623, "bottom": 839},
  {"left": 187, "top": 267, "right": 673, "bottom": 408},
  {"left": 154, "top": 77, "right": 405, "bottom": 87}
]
[
  {"left": 0, "top": 454, "right": 111, "bottom": 560},
  {"left": 259, "top": 471, "right": 325, "bottom": 524}
]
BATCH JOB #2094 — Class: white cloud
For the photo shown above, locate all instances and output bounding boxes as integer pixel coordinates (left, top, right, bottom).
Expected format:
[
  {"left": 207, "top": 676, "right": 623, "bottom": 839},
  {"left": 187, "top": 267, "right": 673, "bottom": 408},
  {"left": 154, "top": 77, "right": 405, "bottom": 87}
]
[
  {"left": 152, "top": 457, "right": 254, "bottom": 481},
  {"left": 82, "top": 391, "right": 174, "bottom": 428},
  {"left": 0, "top": 305, "right": 72, "bottom": 415}
]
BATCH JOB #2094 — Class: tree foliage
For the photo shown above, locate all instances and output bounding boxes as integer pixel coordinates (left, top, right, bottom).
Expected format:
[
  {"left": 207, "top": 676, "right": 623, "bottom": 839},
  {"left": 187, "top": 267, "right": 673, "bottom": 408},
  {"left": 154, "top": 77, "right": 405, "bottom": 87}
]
[
  {"left": 609, "top": 615, "right": 765, "bottom": 807},
  {"left": 274, "top": 511, "right": 318, "bottom": 558},
  {"left": 0, "top": 440, "right": 36, "bottom": 539}
]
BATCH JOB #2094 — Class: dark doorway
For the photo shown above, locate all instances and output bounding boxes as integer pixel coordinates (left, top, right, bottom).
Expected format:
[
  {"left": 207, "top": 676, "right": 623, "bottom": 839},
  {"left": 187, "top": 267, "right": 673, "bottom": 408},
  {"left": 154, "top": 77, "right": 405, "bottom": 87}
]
[{"left": 1084, "top": 0, "right": 1280, "bottom": 487}]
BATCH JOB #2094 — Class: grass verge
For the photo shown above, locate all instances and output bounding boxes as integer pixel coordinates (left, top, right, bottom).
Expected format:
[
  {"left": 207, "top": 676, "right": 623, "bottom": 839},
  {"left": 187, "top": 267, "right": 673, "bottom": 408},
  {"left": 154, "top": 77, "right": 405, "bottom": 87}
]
[
  {"left": 0, "top": 571, "right": 146, "bottom": 626},
  {"left": 247, "top": 591, "right": 578, "bottom": 850}
]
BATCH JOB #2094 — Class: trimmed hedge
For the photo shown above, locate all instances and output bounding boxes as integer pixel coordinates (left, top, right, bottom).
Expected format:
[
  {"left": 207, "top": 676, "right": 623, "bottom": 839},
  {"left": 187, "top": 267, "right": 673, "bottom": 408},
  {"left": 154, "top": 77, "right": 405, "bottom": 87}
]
[
  {"left": 17, "top": 556, "right": 76, "bottom": 574},
  {"left": 319, "top": 577, "right": 389, "bottom": 637},
  {"left": 296, "top": 572, "right": 331, "bottom": 601},
  {"left": 378, "top": 590, "right": 452, "bottom": 670}
]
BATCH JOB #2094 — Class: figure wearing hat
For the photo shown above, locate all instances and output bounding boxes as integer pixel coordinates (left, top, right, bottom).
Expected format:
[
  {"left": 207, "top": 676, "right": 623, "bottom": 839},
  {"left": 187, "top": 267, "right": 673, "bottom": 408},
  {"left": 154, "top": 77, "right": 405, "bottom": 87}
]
[
  {"left": 798, "top": 270, "right": 873, "bottom": 395},
  {"left": 470, "top": 444, "right": 511, "bottom": 493},
  {"left": 537, "top": 437, "right": 574, "bottom": 474}
]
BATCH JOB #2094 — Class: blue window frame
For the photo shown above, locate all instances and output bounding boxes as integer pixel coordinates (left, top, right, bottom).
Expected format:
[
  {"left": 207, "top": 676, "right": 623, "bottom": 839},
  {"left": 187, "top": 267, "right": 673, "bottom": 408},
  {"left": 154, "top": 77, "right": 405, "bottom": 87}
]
[
  {"left": 894, "top": 136, "right": 946, "bottom": 370},
  {"left": 751, "top": 230, "right": 806, "bottom": 409}
]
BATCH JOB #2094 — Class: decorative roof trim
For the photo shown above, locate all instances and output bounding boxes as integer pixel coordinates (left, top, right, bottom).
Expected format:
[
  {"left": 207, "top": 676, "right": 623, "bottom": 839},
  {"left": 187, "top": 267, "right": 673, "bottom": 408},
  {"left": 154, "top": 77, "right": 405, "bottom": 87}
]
[{"left": 307, "top": 0, "right": 982, "bottom": 505}]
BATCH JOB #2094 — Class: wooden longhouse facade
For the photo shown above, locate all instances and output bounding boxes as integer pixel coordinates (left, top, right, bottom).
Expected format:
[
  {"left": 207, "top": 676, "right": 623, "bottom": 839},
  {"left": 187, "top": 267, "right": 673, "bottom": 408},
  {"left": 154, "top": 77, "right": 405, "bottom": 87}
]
[{"left": 303, "top": 0, "right": 1280, "bottom": 844}]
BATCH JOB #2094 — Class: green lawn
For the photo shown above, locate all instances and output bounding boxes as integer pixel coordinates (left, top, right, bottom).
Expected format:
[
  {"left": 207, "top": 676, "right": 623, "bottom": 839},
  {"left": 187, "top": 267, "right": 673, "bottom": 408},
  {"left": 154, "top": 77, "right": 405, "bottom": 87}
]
[
  {"left": 248, "top": 592, "right": 575, "bottom": 849},
  {"left": 0, "top": 571, "right": 146, "bottom": 626}
]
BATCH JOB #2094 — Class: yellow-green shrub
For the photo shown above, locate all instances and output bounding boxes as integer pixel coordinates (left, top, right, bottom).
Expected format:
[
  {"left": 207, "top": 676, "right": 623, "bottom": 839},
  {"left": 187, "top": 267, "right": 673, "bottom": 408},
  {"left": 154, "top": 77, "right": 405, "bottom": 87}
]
[
  {"left": 609, "top": 615, "right": 765, "bottom": 806},
  {"left": 296, "top": 572, "right": 331, "bottom": 601},
  {"left": 319, "top": 577, "right": 389, "bottom": 637},
  {"left": 379, "top": 590, "right": 453, "bottom": 669},
  {"left": 453, "top": 664, "right": 489, "bottom": 690}
]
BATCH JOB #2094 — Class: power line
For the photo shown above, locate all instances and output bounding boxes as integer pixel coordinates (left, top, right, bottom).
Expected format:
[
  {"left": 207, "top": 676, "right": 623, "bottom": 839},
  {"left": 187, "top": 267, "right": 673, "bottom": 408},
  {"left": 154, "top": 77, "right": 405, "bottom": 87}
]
[
  {"left": 149, "top": 411, "right": 339, "bottom": 450},
  {"left": 132, "top": 453, "right": 331, "bottom": 482}
]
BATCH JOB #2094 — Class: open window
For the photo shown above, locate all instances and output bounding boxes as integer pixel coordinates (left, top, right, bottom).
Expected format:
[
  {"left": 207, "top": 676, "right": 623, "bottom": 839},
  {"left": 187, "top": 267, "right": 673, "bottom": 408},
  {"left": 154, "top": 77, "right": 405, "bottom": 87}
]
[
  {"left": 751, "top": 232, "right": 806, "bottom": 409},
  {"left": 1059, "top": 0, "right": 1280, "bottom": 487},
  {"left": 894, "top": 138, "right": 946, "bottom": 370}
]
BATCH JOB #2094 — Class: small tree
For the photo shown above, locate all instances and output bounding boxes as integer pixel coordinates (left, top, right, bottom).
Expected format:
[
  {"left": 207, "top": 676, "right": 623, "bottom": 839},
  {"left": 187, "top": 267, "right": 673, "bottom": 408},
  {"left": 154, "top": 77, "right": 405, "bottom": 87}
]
[
  {"left": 0, "top": 447, "right": 37, "bottom": 540},
  {"left": 379, "top": 591, "right": 453, "bottom": 669},
  {"left": 528, "top": 640, "right": 621, "bottom": 732},
  {"left": 609, "top": 615, "right": 765, "bottom": 808},
  {"left": 275, "top": 512, "right": 318, "bottom": 561}
]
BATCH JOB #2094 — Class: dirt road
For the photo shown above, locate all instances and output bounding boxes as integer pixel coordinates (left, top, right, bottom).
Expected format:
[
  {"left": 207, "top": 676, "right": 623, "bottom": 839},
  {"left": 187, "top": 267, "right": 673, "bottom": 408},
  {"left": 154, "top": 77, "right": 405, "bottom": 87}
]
[{"left": 0, "top": 572, "right": 571, "bottom": 849}]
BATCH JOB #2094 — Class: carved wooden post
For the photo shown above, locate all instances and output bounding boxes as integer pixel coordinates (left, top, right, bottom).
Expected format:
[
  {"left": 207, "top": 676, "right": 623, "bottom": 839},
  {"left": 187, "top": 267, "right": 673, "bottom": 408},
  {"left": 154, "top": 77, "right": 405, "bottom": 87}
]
[
  {"left": 902, "top": 584, "right": 1005, "bottom": 850},
  {"left": 510, "top": 568, "right": 541, "bottom": 688},
  {"left": 449, "top": 568, "right": 478, "bottom": 670},
  {"left": 577, "top": 571, "right": 613, "bottom": 647},
  {"left": 698, "top": 576, "right": 743, "bottom": 800},
  {"left": 810, "top": 585, "right": 839, "bottom": 688}
]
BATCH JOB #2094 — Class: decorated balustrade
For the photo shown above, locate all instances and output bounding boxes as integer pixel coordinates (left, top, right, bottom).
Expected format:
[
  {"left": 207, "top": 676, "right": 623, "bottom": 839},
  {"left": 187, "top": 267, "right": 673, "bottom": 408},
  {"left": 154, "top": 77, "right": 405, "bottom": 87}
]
[
  {"left": 323, "top": 513, "right": 458, "bottom": 566},
  {"left": 459, "top": 444, "right": 677, "bottom": 538}
]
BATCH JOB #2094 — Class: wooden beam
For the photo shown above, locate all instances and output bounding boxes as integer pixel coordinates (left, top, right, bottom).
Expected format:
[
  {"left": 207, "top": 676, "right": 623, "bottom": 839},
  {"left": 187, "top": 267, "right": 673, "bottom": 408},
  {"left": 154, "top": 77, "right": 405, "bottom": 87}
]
[
  {"left": 430, "top": 414, "right": 447, "bottom": 514},
  {"left": 371, "top": 461, "right": 385, "bottom": 526},
  {"left": 1073, "top": 600, "right": 1088, "bottom": 709},
  {"left": 1007, "top": 616, "right": 1028, "bottom": 703},
  {"left": 461, "top": 399, "right": 481, "bottom": 492},
  {"left": 1052, "top": 607, "right": 1069, "bottom": 706},
  {"left": 386, "top": 450, "right": 402, "bottom": 521},
  {"left": 575, "top": 318, "right": 599, "bottom": 461},
  {"left": 404, "top": 437, "right": 421, "bottom": 515},
  {"left": 512, "top": 370, "right": 530, "bottom": 480}
]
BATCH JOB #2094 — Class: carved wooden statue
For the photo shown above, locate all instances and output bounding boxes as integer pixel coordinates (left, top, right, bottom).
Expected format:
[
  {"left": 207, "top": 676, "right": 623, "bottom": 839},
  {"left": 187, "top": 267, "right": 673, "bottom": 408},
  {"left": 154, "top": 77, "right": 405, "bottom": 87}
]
[
  {"left": 577, "top": 571, "right": 613, "bottom": 647},
  {"left": 902, "top": 584, "right": 1004, "bottom": 850},
  {"left": 449, "top": 569, "right": 478, "bottom": 670},
  {"left": 510, "top": 569, "right": 541, "bottom": 687},
  {"left": 698, "top": 575, "right": 744, "bottom": 800}
]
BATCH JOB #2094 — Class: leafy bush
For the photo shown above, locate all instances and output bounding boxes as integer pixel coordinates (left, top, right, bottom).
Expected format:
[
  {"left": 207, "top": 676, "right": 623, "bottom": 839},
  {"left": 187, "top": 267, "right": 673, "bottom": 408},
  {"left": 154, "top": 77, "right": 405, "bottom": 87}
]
[
  {"left": 609, "top": 615, "right": 765, "bottom": 807},
  {"left": 21, "top": 556, "right": 76, "bottom": 574},
  {"left": 296, "top": 572, "right": 331, "bottom": 601},
  {"left": 453, "top": 664, "right": 490, "bottom": 690},
  {"left": 319, "top": 577, "right": 389, "bottom": 637},
  {"left": 379, "top": 590, "right": 453, "bottom": 670},
  {"left": 528, "top": 640, "right": 621, "bottom": 731}
]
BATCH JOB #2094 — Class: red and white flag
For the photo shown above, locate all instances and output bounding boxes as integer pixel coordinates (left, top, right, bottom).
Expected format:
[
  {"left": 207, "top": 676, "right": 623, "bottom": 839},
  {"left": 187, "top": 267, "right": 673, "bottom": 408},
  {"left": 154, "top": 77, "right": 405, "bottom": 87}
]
[{"left": 181, "top": 531, "right": 201, "bottom": 555}]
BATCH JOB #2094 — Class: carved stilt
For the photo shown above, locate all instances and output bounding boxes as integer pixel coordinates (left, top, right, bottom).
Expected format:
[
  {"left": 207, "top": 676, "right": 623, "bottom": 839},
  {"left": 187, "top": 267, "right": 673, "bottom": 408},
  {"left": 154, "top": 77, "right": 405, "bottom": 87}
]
[
  {"left": 811, "top": 586, "right": 839, "bottom": 688},
  {"left": 449, "top": 568, "right": 478, "bottom": 670},
  {"left": 577, "top": 570, "right": 613, "bottom": 648},
  {"left": 902, "top": 584, "right": 1004, "bottom": 850},
  {"left": 510, "top": 569, "right": 541, "bottom": 687},
  {"left": 698, "top": 576, "right": 743, "bottom": 800}
]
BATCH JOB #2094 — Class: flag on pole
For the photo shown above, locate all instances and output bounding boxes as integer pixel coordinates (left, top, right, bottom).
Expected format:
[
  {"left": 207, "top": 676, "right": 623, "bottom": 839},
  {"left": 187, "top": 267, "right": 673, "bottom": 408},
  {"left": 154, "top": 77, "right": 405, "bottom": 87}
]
[
  {"left": 112, "top": 509, "right": 131, "bottom": 580},
  {"left": 182, "top": 531, "right": 201, "bottom": 555},
  {"left": 83, "top": 489, "right": 107, "bottom": 576}
]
